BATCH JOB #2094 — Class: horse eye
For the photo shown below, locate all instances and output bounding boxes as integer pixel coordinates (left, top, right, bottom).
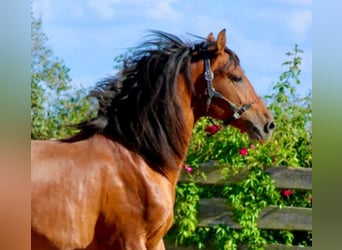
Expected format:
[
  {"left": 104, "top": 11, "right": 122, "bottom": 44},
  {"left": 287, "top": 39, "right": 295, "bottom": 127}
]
[{"left": 231, "top": 76, "right": 243, "bottom": 83}]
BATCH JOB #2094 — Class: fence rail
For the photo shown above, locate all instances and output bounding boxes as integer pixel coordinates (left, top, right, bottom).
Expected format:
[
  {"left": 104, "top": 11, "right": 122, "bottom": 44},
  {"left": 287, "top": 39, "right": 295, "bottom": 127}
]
[
  {"left": 166, "top": 165, "right": 312, "bottom": 250},
  {"left": 198, "top": 198, "right": 311, "bottom": 230},
  {"left": 179, "top": 164, "right": 312, "bottom": 190}
]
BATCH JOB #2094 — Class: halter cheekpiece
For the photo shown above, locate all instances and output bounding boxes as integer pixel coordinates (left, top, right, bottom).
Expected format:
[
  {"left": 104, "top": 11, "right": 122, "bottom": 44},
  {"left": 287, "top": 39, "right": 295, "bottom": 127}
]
[{"left": 200, "top": 43, "right": 252, "bottom": 126}]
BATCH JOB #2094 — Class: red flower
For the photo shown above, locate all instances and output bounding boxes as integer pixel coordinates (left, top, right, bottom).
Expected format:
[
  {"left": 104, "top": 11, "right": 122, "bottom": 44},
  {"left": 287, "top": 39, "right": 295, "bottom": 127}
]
[
  {"left": 309, "top": 195, "right": 312, "bottom": 203},
  {"left": 185, "top": 166, "right": 193, "bottom": 173},
  {"left": 282, "top": 189, "right": 292, "bottom": 198},
  {"left": 204, "top": 124, "right": 222, "bottom": 136},
  {"left": 239, "top": 148, "right": 248, "bottom": 156},
  {"left": 272, "top": 156, "right": 277, "bottom": 164},
  {"left": 183, "top": 163, "right": 193, "bottom": 174}
]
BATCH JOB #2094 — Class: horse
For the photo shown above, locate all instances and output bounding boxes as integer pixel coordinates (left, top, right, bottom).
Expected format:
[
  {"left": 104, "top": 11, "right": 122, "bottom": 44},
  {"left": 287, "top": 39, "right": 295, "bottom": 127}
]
[{"left": 31, "top": 29, "right": 275, "bottom": 250}]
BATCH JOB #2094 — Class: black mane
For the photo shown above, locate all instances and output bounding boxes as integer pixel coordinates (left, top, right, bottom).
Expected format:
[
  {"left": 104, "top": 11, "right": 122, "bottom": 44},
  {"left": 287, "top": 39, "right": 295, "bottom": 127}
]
[
  {"left": 62, "top": 30, "right": 240, "bottom": 175},
  {"left": 62, "top": 31, "right": 205, "bottom": 174}
]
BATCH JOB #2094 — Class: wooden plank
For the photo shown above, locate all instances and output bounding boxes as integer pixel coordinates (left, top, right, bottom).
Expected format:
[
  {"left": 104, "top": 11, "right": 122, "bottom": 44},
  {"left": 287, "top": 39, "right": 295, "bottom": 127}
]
[
  {"left": 236, "top": 245, "right": 312, "bottom": 250},
  {"left": 197, "top": 198, "right": 239, "bottom": 228},
  {"left": 179, "top": 163, "right": 250, "bottom": 185},
  {"left": 266, "top": 245, "right": 312, "bottom": 250},
  {"left": 258, "top": 205, "right": 312, "bottom": 230},
  {"left": 164, "top": 241, "right": 312, "bottom": 250},
  {"left": 265, "top": 167, "right": 312, "bottom": 190},
  {"left": 197, "top": 198, "right": 312, "bottom": 231},
  {"left": 237, "top": 244, "right": 312, "bottom": 250},
  {"left": 179, "top": 165, "right": 312, "bottom": 190}
]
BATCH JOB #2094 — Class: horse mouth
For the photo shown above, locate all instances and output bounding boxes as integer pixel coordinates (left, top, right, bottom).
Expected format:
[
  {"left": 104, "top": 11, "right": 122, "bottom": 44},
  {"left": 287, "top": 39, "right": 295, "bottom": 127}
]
[{"left": 247, "top": 126, "right": 272, "bottom": 141}]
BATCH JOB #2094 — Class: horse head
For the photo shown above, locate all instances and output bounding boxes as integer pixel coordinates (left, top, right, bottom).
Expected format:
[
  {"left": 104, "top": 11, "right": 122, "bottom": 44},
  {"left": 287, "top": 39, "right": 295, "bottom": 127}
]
[{"left": 191, "top": 29, "right": 275, "bottom": 141}]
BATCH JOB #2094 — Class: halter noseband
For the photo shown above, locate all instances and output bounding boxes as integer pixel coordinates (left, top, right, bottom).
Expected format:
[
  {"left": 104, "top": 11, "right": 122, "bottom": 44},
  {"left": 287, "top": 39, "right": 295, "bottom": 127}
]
[{"left": 202, "top": 46, "right": 252, "bottom": 126}]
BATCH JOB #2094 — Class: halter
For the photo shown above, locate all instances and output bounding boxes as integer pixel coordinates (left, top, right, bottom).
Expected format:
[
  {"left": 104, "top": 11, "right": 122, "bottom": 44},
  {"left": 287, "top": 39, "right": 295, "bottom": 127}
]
[{"left": 202, "top": 46, "right": 252, "bottom": 126}]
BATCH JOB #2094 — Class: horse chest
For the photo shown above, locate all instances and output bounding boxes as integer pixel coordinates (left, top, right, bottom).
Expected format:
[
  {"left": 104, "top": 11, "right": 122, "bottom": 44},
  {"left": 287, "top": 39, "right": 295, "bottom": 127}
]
[{"left": 95, "top": 162, "right": 175, "bottom": 248}]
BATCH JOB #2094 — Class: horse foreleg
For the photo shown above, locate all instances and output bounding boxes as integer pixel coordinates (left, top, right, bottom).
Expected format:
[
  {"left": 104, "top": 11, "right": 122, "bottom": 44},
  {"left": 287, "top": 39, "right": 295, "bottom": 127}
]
[
  {"left": 84, "top": 240, "right": 147, "bottom": 250},
  {"left": 31, "top": 229, "right": 59, "bottom": 250},
  {"left": 148, "top": 239, "right": 165, "bottom": 250}
]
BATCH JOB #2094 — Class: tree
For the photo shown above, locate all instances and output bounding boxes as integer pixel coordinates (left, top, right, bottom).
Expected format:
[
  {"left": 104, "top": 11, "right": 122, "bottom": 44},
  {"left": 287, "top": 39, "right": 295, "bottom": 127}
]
[{"left": 31, "top": 14, "right": 94, "bottom": 139}]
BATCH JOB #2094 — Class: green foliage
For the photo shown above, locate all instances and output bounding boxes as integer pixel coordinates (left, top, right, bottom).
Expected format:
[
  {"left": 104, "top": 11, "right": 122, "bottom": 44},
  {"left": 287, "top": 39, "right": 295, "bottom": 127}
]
[
  {"left": 31, "top": 21, "right": 130, "bottom": 139},
  {"left": 223, "top": 165, "right": 279, "bottom": 249},
  {"left": 173, "top": 183, "right": 200, "bottom": 243},
  {"left": 31, "top": 15, "right": 95, "bottom": 139},
  {"left": 265, "top": 44, "right": 312, "bottom": 167},
  {"left": 169, "top": 45, "right": 312, "bottom": 249}
]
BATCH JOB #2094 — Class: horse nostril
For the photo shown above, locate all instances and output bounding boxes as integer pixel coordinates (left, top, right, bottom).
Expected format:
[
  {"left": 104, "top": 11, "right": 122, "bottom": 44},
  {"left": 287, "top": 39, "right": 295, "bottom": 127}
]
[
  {"left": 264, "top": 121, "right": 276, "bottom": 133},
  {"left": 269, "top": 121, "right": 276, "bottom": 130}
]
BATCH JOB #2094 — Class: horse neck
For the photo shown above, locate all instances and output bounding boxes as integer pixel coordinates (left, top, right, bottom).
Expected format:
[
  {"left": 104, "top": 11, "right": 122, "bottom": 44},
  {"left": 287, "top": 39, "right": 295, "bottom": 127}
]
[
  {"left": 190, "top": 59, "right": 208, "bottom": 122},
  {"left": 165, "top": 63, "right": 207, "bottom": 185},
  {"left": 164, "top": 74, "right": 196, "bottom": 185}
]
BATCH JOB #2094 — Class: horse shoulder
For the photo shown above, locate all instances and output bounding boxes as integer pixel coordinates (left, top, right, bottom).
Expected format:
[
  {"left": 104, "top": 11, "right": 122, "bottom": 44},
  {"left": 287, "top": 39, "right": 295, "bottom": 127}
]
[
  {"left": 143, "top": 168, "right": 175, "bottom": 248},
  {"left": 31, "top": 139, "right": 104, "bottom": 249},
  {"left": 92, "top": 138, "right": 175, "bottom": 248}
]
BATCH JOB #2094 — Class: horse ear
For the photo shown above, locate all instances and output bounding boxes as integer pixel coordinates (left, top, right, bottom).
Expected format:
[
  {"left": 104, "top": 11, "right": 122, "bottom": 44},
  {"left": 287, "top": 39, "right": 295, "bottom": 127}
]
[
  {"left": 216, "top": 29, "right": 227, "bottom": 52},
  {"left": 207, "top": 32, "right": 215, "bottom": 42}
]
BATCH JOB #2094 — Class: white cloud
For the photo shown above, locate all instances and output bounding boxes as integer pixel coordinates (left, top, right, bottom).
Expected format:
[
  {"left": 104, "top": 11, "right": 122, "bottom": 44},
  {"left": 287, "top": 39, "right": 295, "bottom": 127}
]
[
  {"left": 32, "top": 0, "right": 53, "bottom": 20},
  {"left": 32, "top": 1, "right": 86, "bottom": 20},
  {"left": 64, "top": 2, "right": 86, "bottom": 19},
  {"left": 288, "top": 9, "right": 312, "bottom": 41},
  {"left": 256, "top": 5, "right": 311, "bottom": 42},
  {"left": 145, "top": 0, "right": 181, "bottom": 20},
  {"left": 31, "top": 0, "right": 312, "bottom": 97},
  {"left": 86, "top": 0, "right": 121, "bottom": 20},
  {"left": 273, "top": 0, "right": 312, "bottom": 7},
  {"left": 86, "top": 0, "right": 181, "bottom": 21}
]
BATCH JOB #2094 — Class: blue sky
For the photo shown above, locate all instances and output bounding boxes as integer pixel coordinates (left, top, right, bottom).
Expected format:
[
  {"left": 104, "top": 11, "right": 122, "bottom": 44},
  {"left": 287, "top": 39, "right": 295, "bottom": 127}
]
[{"left": 32, "top": 0, "right": 312, "bottom": 97}]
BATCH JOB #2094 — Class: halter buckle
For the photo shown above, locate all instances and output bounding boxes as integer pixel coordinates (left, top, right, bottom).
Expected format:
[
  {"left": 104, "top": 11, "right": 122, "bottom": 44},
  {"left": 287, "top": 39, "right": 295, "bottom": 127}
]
[
  {"left": 233, "top": 112, "right": 241, "bottom": 120},
  {"left": 204, "top": 69, "right": 214, "bottom": 82}
]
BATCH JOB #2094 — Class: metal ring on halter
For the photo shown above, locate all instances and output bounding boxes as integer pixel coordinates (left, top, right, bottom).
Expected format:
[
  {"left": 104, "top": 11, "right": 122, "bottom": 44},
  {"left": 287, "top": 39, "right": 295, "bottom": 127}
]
[
  {"left": 204, "top": 69, "right": 214, "bottom": 82},
  {"left": 223, "top": 103, "right": 251, "bottom": 125}
]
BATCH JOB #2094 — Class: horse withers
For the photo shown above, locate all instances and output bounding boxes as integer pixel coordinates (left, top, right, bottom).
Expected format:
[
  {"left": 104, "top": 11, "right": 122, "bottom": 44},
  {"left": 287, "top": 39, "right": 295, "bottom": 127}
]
[{"left": 31, "top": 29, "right": 275, "bottom": 250}]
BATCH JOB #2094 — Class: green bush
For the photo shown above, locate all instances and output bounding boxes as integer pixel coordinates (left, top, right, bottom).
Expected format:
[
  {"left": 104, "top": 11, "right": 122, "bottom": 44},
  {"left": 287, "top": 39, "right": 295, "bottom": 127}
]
[
  {"left": 31, "top": 15, "right": 96, "bottom": 140},
  {"left": 167, "top": 45, "right": 312, "bottom": 249}
]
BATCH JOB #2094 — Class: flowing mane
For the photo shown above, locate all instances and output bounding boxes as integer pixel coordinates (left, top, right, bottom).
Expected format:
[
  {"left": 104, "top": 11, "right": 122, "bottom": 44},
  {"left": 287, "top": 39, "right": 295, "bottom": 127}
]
[{"left": 62, "top": 31, "right": 204, "bottom": 174}]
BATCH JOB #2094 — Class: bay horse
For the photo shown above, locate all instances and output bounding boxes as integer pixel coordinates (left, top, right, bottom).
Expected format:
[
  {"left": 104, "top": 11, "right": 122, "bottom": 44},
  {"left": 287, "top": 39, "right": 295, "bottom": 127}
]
[{"left": 31, "top": 29, "right": 275, "bottom": 250}]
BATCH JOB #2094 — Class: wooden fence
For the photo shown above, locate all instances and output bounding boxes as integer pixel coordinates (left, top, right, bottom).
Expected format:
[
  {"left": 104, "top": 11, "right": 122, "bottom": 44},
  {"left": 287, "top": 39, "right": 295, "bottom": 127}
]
[{"left": 166, "top": 164, "right": 312, "bottom": 250}]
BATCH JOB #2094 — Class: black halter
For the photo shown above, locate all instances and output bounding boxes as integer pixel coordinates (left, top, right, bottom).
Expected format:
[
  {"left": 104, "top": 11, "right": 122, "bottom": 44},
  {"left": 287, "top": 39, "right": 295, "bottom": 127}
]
[{"left": 201, "top": 46, "right": 252, "bottom": 126}]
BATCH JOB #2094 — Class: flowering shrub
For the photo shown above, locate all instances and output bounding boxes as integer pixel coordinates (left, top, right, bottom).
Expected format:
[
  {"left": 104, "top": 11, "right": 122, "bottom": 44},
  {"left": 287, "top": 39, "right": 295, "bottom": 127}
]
[
  {"left": 168, "top": 45, "right": 312, "bottom": 249},
  {"left": 204, "top": 124, "right": 222, "bottom": 136}
]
